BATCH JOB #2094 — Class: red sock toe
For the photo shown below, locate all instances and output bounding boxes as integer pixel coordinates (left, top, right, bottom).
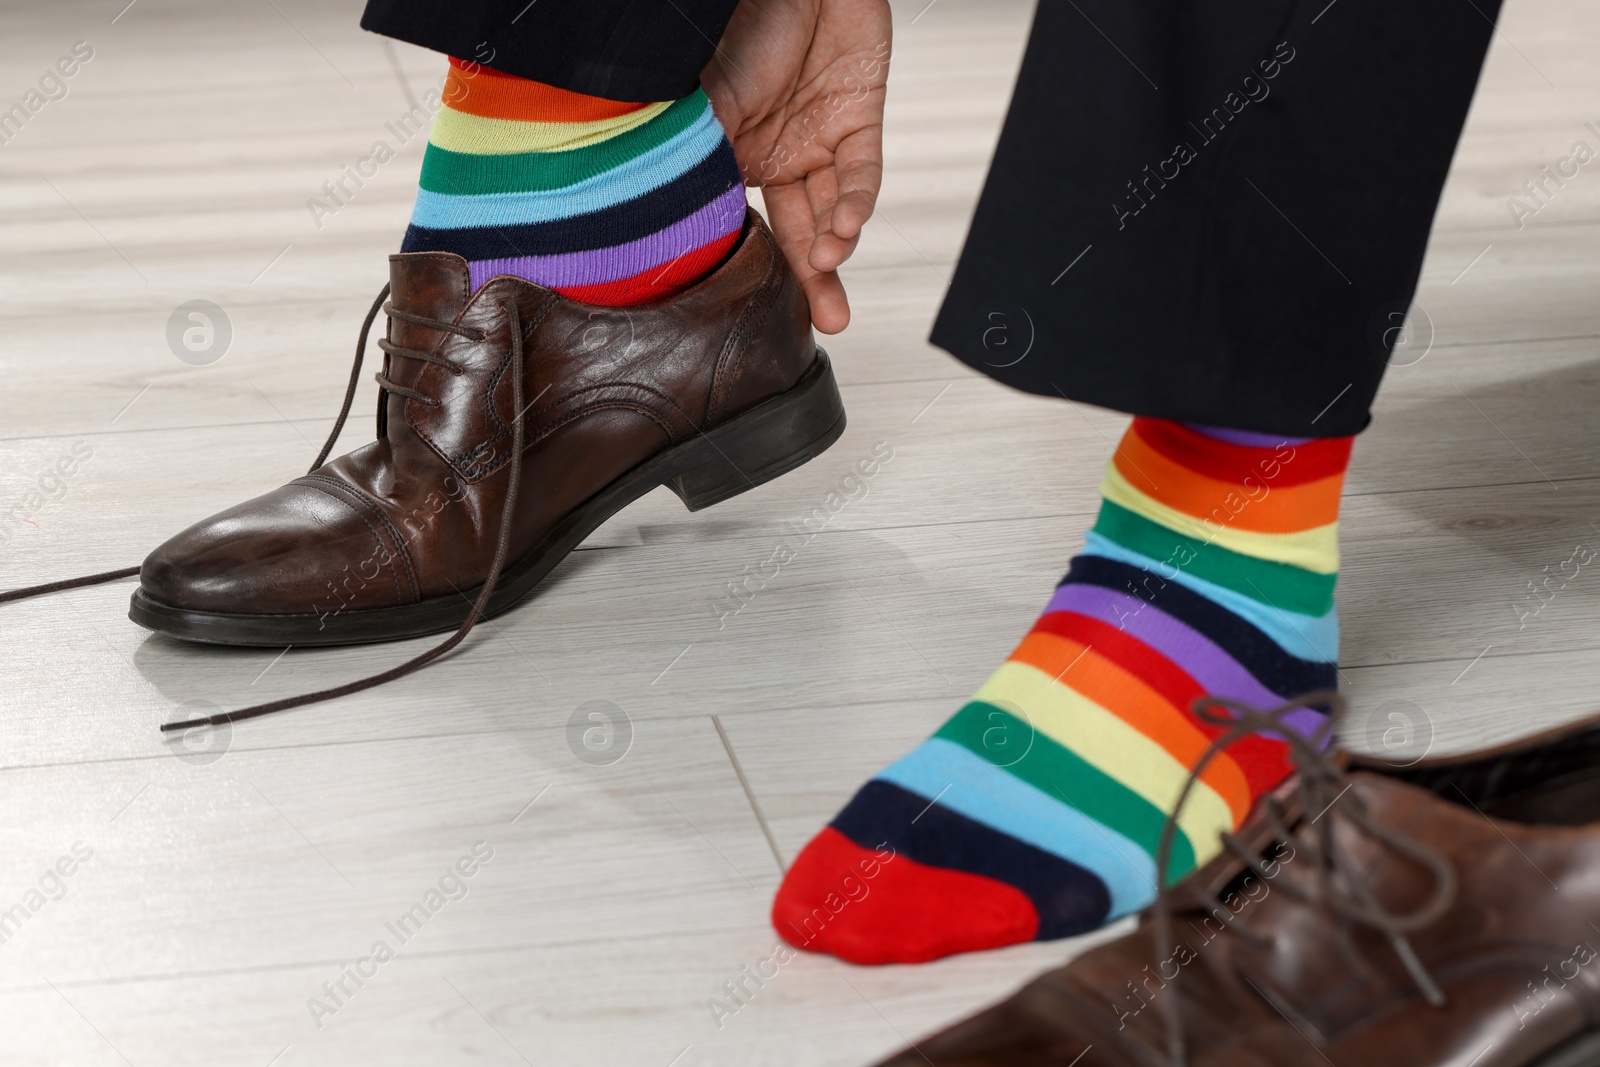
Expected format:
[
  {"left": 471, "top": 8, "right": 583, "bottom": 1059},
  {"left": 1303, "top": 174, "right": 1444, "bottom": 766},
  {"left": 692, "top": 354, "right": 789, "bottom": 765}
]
[{"left": 773, "top": 828, "right": 1039, "bottom": 965}]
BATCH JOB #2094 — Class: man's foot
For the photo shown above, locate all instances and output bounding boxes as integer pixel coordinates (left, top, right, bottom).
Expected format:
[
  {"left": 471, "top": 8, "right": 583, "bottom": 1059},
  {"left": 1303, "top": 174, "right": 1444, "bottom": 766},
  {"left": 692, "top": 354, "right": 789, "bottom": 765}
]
[
  {"left": 871, "top": 710, "right": 1600, "bottom": 1065},
  {"left": 772, "top": 420, "right": 1353, "bottom": 963},
  {"left": 404, "top": 57, "right": 746, "bottom": 305},
  {"left": 131, "top": 211, "right": 844, "bottom": 645}
]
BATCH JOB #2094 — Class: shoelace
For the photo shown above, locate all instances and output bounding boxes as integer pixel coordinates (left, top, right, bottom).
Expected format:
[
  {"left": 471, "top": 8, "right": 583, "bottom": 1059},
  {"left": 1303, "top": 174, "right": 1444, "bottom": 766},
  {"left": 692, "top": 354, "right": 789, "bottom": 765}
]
[
  {"left": 0, "top": 284, "right": 530, "bottom": 734},
  {"left": 1145, "top": 690, "right": 1459, "bottom": 1067},
  {"left": 368, "top": 297, "right": 485, "bottom": 411}
]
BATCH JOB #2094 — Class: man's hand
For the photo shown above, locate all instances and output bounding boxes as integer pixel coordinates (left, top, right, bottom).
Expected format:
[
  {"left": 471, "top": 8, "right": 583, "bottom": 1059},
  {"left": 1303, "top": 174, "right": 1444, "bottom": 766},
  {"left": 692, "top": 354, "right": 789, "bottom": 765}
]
[{"left": 703, "top": 0, "right": 892, "bottom": 334}]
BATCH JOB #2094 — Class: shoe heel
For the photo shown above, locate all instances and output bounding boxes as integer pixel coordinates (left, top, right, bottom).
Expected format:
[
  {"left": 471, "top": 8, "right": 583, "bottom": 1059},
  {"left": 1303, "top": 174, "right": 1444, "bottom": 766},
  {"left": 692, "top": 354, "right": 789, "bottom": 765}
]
[{"left": 665, "top": 348, "right": 847, "bottom": 512}]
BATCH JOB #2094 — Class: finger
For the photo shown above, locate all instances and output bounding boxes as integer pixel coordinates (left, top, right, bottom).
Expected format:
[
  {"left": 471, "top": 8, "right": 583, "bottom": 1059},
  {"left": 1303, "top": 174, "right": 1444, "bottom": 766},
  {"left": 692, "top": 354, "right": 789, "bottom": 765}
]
[
  {"left": 763, "top": 180, "right": 820, "bottom": 278},
  {"left": 761, "top": 182, "right": 849, "bottom": 332},
  {"left": 803, "top": 270, "right": 851, "bottom": 334},
  {"left": 803, "top": 168, "right": 853, "bottom": 273},
  {"left": 828, "top": 124, "right": 884, "bottom": 240},
  {"left": 809, "top": 228, "right": 860, "bottom": 275},
  {"left": 804, "top": 163, "right": 839, "bottom": 238}
]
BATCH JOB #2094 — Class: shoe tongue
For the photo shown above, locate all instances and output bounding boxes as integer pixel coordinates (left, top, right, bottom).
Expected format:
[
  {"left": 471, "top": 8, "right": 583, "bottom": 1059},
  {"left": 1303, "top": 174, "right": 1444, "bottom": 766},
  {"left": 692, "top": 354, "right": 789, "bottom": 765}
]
[{"left": 387, "top": 252, "right": 472, "bottom": 349}]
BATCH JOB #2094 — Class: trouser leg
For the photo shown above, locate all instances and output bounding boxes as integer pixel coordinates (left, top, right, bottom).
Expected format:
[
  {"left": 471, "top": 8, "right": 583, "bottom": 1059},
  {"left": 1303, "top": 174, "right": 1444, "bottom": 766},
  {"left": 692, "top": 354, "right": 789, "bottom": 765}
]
[
  {"left": 932, "top": 0, "right": 1503, "bottom": 437},
  {"left": 359, "top": 0, "right": 741, "bottom": 100}
]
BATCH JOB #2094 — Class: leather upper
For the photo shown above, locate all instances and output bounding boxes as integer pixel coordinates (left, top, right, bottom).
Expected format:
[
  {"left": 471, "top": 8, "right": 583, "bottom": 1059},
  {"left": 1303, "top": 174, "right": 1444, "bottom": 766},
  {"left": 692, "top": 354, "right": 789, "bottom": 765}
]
[
  {"left": 879, "top": 731, "right": 1600, "bottom": 1067},
  {"left": 140, "top": 209, "right": 813, "bottom": 618}
]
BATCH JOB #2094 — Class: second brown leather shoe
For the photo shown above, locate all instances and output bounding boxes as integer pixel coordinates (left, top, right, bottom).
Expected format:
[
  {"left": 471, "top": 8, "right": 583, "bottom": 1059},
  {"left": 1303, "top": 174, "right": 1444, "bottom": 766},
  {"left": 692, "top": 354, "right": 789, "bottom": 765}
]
[
  {"left": 874, "top": 703, "right": 1600, "bottom": 1067},
  {"left": 132, "top": 209, "right": 844, "bottom": 646}
]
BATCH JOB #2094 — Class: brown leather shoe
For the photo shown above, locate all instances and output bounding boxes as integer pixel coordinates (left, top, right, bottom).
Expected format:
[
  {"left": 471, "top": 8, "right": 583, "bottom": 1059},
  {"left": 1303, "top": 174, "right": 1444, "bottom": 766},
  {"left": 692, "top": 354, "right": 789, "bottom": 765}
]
[
  {"left": 874, "top": 702, "right": 1600, "bottom": 1067},
  {"left": 131, "top": 209, "right": 844, "bottom": 646}
]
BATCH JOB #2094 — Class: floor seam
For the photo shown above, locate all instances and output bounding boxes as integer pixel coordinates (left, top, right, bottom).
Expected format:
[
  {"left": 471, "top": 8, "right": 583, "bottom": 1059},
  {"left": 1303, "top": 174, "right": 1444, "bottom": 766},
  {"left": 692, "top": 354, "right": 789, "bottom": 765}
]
[{"left": 710, "top": 713, "right": 787, "bottom": 875}]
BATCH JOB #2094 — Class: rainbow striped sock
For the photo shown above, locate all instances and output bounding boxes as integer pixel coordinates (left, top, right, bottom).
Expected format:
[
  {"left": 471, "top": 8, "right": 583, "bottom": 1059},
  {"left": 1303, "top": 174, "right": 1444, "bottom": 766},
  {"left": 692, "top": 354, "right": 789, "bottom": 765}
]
[
  {"left": 402, "top": 58, "right": 746, "bottom": 304},
  {"left": 772, "top": 418, "right": 1353, "bottom": 964}
]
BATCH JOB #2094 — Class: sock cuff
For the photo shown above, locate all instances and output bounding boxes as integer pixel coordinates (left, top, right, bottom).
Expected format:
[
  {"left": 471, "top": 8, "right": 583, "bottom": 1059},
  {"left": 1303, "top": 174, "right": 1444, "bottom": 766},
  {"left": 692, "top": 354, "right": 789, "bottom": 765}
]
[
  {"left": 1185, "top": 423, "right": 1314, "bottom": 447},
  {"left": 1129, "top": 417, "right": 1353, "bottom": 488},
  {"left": 444, "top": 57, "right": 657, "bottom": 122},
  {"left": 406, "top": 57, "right": 738, "bottom": 308}
]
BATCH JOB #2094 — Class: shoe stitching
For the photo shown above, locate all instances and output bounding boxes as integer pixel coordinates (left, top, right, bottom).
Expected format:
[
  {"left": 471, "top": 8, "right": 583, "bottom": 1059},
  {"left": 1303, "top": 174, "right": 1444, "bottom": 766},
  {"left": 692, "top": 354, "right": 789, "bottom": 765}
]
[
  {"left": 384, "top": 256, "right": 473, "bottom": 435},
  {"left": 299, "top": 473, "right": 424, "bottom": 602},
  {"left": 707, "top": 220, "right": 783, "bottom": 427},
  {"left": 462, "top": 291, "right": 556, "bottom": 457},
  {"left": 460, "top": 396, "right": 678, "bottom": 483},
  {"left": 399, "top": 278, "right": 546, "bottom": 469},
  {"left": 295, "top": 476, "right": 415, "bottom": 606},
  {"left": 457, "top": 318, "right": 700, "bottom": 482}
]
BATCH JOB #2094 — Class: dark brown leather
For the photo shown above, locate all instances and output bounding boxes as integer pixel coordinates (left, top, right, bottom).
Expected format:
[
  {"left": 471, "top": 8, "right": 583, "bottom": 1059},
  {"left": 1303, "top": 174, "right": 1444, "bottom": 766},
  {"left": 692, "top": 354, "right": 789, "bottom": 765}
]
[
  {"left": 876, "top": 719, "right": 1600, "bottom": 1067},
  {"left": 140, "top": 209, "right": 813, "bottom": 619}
]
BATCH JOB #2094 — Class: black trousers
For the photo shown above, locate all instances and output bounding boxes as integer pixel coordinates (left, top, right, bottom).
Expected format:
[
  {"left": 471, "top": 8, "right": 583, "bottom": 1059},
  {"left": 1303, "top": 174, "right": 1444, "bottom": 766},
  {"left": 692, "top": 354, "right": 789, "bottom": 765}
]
[
  {"left": 360, "top": 0, "right": 739, "bottom": 101},
  {"left": 361, "top": 0, "right": 1502, "bottom": 438}
]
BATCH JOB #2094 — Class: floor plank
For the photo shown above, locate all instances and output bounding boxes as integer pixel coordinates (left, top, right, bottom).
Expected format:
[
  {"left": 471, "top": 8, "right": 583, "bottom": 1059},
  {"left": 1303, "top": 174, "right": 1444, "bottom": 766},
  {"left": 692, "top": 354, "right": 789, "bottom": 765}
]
[{"left": 2, "top": 0, "right": 1598, "bottom": 1064}]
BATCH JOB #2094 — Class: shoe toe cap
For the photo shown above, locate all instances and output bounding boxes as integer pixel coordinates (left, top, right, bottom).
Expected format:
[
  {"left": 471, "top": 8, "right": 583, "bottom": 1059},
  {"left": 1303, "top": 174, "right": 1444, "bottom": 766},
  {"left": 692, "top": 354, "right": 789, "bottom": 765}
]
[{"left": 140, "top": 483, "right": 403, "bottom": 615}]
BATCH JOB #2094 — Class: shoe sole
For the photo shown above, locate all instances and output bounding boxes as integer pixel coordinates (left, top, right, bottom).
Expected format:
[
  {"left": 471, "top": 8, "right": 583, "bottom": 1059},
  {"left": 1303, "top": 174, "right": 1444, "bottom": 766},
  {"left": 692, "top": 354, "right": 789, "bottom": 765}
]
[
  {"left": 129, "top": 348, "right": 846, "bottom": 647},
  {"left": 1536, "top": 1031, "right": 1600, "bottom": 1067}
]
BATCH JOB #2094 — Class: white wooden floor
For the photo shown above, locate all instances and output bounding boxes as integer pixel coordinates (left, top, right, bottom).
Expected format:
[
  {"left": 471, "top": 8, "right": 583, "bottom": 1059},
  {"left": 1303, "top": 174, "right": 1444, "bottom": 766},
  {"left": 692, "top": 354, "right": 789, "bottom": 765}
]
[{"left": 1, "top": 0, "right": 1597, "bottom": 1063}]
